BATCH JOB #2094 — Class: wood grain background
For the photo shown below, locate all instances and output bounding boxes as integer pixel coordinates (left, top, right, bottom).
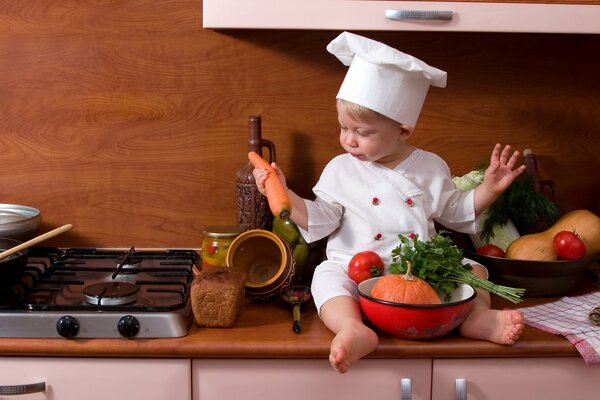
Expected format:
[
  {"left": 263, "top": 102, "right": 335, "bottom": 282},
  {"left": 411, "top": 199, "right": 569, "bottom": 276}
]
[{"left": 1, "top": 0, "right": 599, "bottom": 248}]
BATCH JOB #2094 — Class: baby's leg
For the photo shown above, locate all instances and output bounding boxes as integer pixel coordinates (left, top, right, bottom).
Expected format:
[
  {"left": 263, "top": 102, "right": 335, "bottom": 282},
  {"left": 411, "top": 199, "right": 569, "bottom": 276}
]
[
  {"left": 320, "top": 295, "right": 379, "bottom": 374},
  {"left": 459, "top": 264, "right": 524, "bottom": 345}
]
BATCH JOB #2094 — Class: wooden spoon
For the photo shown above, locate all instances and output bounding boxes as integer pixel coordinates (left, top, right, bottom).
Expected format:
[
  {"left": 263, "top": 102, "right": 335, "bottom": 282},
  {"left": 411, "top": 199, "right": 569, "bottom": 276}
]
[
  {"left": 281, "top": 285, "right": 312, "bottom": 334},
  {"left": 0, "top": 224, "right": 73, "bottom": 261}
]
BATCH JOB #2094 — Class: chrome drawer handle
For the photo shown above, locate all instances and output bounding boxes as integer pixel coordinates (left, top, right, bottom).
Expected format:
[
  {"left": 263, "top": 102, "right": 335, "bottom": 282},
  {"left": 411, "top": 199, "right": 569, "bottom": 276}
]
[
  {"left": 385, "top": 9, "right": 454, "bottom": 21},
  {"left": 0, "top": 382, "right": 47, "bottom": 395},
  {"left": 400, "top": 377, "right": 411, "bottom": 400},
  {"left": 455, "top": 378, "right": 467, "bottom": 400}
]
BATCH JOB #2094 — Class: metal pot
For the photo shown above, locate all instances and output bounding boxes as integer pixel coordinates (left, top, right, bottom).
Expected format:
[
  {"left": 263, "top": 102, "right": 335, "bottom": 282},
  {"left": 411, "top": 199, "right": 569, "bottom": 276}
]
[
  {"left": 0, "top": 204, "right": 41, "bottom": 241},
  {"left": 0, "top": 237, "right": 28, "bottom": 291}
]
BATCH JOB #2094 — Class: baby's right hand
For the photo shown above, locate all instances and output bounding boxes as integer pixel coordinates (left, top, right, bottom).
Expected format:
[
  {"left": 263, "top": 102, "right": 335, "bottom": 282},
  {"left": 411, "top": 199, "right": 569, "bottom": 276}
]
[
  {"left": 252, "top": 167, "right": 269, "bottom": 196},
  {"left": 252, "top": 162, "right": 287, "bottom": 196}
]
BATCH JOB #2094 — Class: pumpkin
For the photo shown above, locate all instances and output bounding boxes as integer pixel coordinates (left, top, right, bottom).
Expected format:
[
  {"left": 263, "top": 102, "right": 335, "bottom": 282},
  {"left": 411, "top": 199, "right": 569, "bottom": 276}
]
[
  {"left": 371, "top": 262, "right": 441, "bottom": 305},
  {"left": 505, "top": 209, "right": 600, "bottom": 261}
]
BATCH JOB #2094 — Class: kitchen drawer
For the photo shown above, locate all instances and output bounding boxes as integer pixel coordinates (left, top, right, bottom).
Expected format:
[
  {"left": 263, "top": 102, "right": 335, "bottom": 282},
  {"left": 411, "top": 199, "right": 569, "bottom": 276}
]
[
  {"left": 192, "top": 358, "right": 431, "bottom": 400},
  {"left": 203, "top": 0, "right": 600, "bottom": 34},
  {"left": 432, "top": 357, "right": 600, "bottom": 400},
  {"left": 0, "top": 357, "right": 191, "bottom": 400}
]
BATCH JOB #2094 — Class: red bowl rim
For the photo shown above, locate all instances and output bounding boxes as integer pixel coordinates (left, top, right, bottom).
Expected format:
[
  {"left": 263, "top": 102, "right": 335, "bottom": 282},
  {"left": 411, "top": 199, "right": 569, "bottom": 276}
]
[{"left": 357, "top": 278, "right": 476, "bottom": 309}]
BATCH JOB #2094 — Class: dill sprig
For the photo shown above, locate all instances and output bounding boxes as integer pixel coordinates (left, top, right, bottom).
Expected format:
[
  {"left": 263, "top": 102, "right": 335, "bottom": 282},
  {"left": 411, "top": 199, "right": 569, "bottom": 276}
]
[{"left": 482, "top": 175, "right": 559, "bottom": 240}]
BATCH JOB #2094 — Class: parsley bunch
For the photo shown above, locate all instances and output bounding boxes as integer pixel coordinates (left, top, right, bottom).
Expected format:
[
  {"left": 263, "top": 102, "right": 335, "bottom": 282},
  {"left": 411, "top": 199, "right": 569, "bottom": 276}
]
[{"left": 390, "top": 233, "right": 524, "bottom": 304}]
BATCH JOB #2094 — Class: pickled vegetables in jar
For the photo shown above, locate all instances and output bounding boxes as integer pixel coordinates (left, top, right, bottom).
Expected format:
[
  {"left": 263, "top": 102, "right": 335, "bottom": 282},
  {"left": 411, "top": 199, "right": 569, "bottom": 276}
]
[{"left": 201, "top": 225, "right": 242, "bottom": 268}]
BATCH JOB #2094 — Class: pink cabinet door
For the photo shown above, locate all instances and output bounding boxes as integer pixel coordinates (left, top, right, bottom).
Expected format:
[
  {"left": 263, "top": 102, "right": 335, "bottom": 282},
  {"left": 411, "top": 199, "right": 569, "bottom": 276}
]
[
  {"left": 203, "top": 0, "right": 600, "bottom": 33},
  {"left": 193, "top": 358, "right": 431, "bottom": 400},
  {"left": 432, "top": 357, "right": 600, "bottom": 400},
  {"left": 0, "top": 357, "right": 191, "bottom": 400}
]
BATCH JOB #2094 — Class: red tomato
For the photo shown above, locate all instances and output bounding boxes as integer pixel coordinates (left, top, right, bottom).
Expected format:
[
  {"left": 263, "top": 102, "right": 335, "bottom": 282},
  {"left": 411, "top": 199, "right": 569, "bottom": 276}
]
[
  {"left": 553, "top": 231, "right": 586, "bottom": 260},
  {"left": 476, "top": 244, "right": 506, "bottom": 258},
  {"left": 348, "top": 251, "right": 385, "bottom": 284}
]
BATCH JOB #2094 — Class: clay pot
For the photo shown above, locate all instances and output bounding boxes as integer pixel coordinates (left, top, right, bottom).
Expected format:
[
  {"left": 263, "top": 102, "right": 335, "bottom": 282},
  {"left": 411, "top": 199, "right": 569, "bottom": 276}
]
[{"left": 226, "top": 229, "right": 295, "bottom": 301}]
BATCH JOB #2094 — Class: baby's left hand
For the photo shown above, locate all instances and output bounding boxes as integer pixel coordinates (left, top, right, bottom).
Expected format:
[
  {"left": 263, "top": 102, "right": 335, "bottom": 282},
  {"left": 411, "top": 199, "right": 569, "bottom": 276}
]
[{"left": 484, "top": 144, "right": 526, "bottom": 195}]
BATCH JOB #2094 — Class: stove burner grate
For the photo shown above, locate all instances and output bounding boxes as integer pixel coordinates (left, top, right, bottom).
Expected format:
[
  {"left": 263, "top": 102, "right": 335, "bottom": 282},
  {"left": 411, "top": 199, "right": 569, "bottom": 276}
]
[
  {"left": 8, "top": 247, "right": 198, "bottom": 312},
  {"left": 0, "top": 247, "right": 198, "bottom": 338}
]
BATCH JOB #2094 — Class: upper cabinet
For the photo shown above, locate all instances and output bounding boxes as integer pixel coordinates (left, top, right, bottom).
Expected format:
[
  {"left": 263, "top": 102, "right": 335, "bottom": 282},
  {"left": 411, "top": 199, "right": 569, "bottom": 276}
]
[{"left": 203, "top": 0, "right": 600, "bottom": 34}]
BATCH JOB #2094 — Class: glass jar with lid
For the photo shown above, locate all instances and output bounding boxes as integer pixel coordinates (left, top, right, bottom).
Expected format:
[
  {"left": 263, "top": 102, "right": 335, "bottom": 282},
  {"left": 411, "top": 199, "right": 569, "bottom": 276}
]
[{"left": 201, "top": 225, "right": 243, "bottom": 268}]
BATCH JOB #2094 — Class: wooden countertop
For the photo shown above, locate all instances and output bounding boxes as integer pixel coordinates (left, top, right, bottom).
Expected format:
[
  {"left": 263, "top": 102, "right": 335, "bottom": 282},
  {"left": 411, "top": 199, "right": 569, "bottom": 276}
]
[{"left": 0, "top": 292, "right": 585, "bottom": 360}]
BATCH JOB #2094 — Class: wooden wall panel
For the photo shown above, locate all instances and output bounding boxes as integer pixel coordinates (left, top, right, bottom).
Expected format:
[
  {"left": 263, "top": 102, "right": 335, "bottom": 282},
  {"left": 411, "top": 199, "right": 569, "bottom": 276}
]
[{"left": 1, "top": 1, "right": 598, "bottom": 247}]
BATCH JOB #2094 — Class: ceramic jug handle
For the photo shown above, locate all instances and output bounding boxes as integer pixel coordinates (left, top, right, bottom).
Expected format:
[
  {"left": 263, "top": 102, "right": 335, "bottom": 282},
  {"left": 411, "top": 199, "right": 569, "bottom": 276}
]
[{"left": 261, "top": 139, "right": 276, "bottom": 164}]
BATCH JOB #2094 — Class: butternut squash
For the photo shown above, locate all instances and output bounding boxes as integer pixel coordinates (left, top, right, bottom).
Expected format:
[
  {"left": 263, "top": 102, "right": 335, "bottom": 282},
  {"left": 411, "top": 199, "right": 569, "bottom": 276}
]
[{"left": 505, "top": 209, "right": 600, "bottom": 261}]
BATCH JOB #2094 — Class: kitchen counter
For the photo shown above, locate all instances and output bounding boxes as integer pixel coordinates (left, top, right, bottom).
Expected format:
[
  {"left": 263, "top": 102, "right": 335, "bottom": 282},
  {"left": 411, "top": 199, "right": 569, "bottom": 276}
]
[{"left": 0, "top": 291, "right": 585, "bottom": 360}]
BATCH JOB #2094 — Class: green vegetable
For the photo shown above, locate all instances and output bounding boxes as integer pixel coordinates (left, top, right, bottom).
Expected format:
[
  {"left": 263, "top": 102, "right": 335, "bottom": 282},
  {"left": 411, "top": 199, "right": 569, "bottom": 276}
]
[
  {"left": 453, "top": 169, "right": 520, "bottom": 250},
  {"left": 292, "top": 243, "right": 310, "bottom": 278},
  {"left": 480, "top": 176, "right": 558, "bottom": 239},
  {"left": 502, "top": 176, "right": 559, "bottom": 234},
  {"left": 452, "top": 169, "right": 484, "bottom": 191},
  {"left": 389, "top": 233, "right": 525, "bottom": 304},
  {"left": 273, "top": 216, "right": 300, "bottom": 245},
  {"left": 472, "top": 213, "right": 520, "bottom": 251},
  {"left": 272, "top": 217, "right": 324, "bottom": 282},
  {"left": 453, "top": 168, "right": 558, "bottom": 245}
]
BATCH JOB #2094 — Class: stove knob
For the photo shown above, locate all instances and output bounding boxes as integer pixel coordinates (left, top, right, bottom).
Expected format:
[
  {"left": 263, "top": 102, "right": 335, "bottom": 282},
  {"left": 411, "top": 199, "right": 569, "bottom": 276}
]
[
  {"left": 56, "top": 315, "right": 80, "bottom": 338},
  {"left": 118, "top": 315, "right": 140, "bottom": 338}
]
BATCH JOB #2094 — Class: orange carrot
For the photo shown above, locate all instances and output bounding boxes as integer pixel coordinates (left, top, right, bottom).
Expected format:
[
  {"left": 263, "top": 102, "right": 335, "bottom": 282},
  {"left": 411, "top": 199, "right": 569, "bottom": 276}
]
[{"left": 248, "top": 151, "right": 292, "bottom": 219}]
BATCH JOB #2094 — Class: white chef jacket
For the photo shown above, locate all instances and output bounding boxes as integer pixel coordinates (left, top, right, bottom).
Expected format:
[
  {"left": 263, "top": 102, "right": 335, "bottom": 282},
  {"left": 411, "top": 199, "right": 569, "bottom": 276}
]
[{"left": 299, "top": 150, "right": 483, "bottom": 312}]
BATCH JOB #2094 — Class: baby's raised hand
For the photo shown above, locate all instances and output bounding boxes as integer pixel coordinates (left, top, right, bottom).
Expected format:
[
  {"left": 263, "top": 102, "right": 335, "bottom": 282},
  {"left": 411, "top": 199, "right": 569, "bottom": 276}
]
[{"left": 484, "top": 144, "right": 526, "bottom": 195}]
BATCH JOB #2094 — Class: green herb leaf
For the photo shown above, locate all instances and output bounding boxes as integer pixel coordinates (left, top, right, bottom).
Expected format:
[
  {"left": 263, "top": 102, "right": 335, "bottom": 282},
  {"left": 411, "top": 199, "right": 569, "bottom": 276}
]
[
  {"left": 390, "top": 232, "right": 524, "bottom": 304},
  {"left": 483, "top": 175, "right": 558, "bottom": 238}
]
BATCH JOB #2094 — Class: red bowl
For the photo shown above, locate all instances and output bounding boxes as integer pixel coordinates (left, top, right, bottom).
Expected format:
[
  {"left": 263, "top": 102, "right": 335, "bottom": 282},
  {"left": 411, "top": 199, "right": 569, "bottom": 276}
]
[{"left": 357, "top": 277, "right": 476, "bottom": 340}]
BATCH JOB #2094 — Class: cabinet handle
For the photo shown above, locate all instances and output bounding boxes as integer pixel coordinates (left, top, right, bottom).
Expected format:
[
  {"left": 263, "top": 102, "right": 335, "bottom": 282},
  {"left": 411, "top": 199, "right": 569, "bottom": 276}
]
[
  {"left": 0, "top": 381, "right": 46, "bottom": 395},
  {"left": 385, "top": 10, "right": 453, "bottom": 21},
  {"left": 455, "top": 378, "right": 467, "bottom": 400},
  {"left": 400, "top": 377, "right": 411, "bottom": 400}
]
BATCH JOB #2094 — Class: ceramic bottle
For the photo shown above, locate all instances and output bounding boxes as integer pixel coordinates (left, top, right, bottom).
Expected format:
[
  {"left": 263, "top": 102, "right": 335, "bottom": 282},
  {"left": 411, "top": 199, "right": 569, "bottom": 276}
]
[{"left": 236, "top": 116, "right": 275, "bottom": 231}]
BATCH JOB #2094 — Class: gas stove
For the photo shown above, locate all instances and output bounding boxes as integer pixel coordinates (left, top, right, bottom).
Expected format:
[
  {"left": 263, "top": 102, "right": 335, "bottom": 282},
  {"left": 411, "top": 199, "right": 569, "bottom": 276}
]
[{"left": 0, "top": 247, "right": 198, "bottom": 339}]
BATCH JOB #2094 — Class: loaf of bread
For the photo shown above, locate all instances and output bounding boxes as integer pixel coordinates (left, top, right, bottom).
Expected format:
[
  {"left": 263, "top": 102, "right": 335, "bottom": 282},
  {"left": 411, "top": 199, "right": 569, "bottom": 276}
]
[{"left": 191, "top": 267, "right": 246, "bottom": 328}]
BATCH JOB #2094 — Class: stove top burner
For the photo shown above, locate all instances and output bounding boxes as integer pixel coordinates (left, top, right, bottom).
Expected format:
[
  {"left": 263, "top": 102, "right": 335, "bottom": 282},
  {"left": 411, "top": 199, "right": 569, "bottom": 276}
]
[
  {"left": 0, "top": 246, "right": 199, "bottom": 339},
  {"left": 118, "top": 258, "right": 142, "bottom": 272},
  {"left": 84, "top": 281, "right": 139, "bottom": 306}
]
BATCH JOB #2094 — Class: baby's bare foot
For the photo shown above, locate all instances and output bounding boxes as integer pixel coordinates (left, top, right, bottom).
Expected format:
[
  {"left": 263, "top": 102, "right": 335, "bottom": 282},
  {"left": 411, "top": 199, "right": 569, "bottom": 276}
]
[
  {"left": 460, "top": 308, "right": 524, "bottom": 345},
  {"left": 329, "top": 322, "right": 378, "bottom": 374},
  {"left": 502, "top": 310, "right": 525, "bottom": 344}
]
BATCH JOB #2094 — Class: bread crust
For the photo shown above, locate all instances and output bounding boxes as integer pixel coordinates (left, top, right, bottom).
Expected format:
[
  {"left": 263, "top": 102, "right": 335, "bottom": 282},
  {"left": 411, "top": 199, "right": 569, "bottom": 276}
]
[{"left": 191, "top": 267, "right": 246, "bottom": 328}]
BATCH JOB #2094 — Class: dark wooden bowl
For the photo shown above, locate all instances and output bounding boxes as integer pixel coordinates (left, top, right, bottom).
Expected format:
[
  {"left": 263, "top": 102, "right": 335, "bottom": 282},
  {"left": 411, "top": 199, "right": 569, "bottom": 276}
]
[{"left": 463, "top": 250, "right": 599, "bottom": 297}]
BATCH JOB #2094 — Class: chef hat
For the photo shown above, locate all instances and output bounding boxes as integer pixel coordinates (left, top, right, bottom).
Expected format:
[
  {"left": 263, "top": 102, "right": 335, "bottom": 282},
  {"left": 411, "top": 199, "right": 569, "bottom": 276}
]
[{"left": 327, "top": 31, "right": 447, "bottom": 128}]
